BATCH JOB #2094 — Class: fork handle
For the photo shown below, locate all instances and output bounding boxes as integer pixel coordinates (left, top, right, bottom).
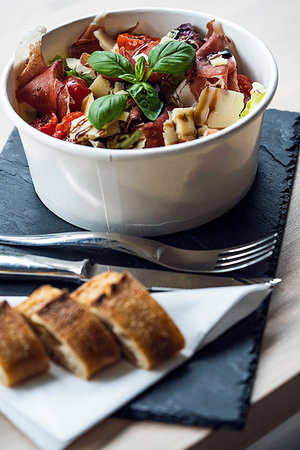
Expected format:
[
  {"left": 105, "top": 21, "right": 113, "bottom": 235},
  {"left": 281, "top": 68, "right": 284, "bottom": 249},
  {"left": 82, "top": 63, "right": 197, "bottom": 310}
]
[
  {"left": 0, "top": 251, "right": 90, "bottom": 282},
  {"left": 0, "top": 232, "right": 160, "bottom": 264}
]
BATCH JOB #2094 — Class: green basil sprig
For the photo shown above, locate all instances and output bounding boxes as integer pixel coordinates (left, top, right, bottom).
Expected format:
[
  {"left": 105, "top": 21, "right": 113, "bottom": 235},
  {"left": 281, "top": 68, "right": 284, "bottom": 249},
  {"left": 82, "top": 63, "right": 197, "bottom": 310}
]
[
  {"left": 128, "top": 82, "right": 163, "bottom": 121},
  {"left": 88, "top": 51, "right": 134, "bottom": 77},
  {"left": 88, "top": 94, "right": 128, "bottom": 130},
  {"left": 87, "top": 40, "right": 195, "bottom": 129},
  {"left": 134, "top": 56, "right": 146, "bottom": 82},
  {"left": 145, "top": 40, "right": 196, "bottom": 81}
]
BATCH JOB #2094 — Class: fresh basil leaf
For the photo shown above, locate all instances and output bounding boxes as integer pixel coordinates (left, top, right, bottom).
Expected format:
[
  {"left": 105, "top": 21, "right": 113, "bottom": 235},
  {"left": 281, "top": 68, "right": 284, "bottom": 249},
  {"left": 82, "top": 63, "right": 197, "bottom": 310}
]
[
  {"left": 48, "top": 55, "right": 68, "bottom": 70},
  {"left": 118, "top": 73, "right": 137, "bottom": 83},
  {"left": 88, "top": 51, "right": 134, "bottom": 77},
  {"left": 146, "top": 40, "right": 195, "bottom": 79},
  {"left": 134, "top": 56, "right": 146, "bottom": 82},
  {"left": 128, "top": 82, "right": 163, "bottom": 121},
  {"left": 88, "top": 94, "right": 128, "bottom": 130}
]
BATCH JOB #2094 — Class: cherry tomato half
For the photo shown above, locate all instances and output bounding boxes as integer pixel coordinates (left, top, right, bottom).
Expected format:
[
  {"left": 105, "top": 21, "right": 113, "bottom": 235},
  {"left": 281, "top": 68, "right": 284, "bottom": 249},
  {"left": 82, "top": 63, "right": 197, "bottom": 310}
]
[
  {"left": 117, "top": 33, "right": 143, "bottom": 51},
  {"left": 30, "top": 112, "right": 58, "bottom": 136},
  {"left": 63, "top": 76, "right": 90, "bottom": 112},
  {"left": 117, "top": 33, "right": 160, "bottom": 53},
  {"left": 53, "top": 111, "right": 84, "bottom": 140}
]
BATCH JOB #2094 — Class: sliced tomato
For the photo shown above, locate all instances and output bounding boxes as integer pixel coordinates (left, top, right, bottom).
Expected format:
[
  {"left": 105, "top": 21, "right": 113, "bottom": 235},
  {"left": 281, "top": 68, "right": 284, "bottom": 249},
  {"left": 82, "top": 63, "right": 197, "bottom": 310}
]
[
  {"left": 117, "top": 33, "right": 143, "bottom": 51},
  {"left": 30, "top": 112, "right": 58, "bottom": 136},
  {"left": 53, "top": 111, "right": 84, "bottom": 140},
  {"left": 117, "top": 33, "right": 160, "bottom": 55},
  {"left": 63, "top": 76, "right": 90, "bottom": 112}
]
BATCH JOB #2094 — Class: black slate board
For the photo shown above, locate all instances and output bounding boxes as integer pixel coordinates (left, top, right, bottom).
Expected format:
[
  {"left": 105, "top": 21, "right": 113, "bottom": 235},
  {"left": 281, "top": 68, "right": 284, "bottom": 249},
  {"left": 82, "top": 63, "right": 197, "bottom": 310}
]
[{"left": 0, "top": 109, "right": 299, "bottom": 430}]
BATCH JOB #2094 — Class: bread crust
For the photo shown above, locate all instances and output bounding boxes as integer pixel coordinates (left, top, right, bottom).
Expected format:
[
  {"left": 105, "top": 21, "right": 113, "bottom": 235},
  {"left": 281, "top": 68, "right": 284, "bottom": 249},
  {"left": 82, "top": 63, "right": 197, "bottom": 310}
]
[
  {"left": 72, "top": 272, "right": 185, "bottom": 369},
  {"left": 16, "top": 286, "right": 121, "bottom": 379},
  {"left": 0, "top": 301, "right": 49, "bottom": 386}
]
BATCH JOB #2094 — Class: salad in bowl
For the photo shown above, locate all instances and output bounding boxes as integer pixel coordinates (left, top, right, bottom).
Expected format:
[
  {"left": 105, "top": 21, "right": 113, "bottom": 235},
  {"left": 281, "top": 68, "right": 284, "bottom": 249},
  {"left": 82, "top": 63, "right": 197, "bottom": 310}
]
[
  {"left": 14, "top": 16, "right": 266, "bottom": 150},
  {"left": 2, "top": 9, "right": 277, "bottom": 235}
]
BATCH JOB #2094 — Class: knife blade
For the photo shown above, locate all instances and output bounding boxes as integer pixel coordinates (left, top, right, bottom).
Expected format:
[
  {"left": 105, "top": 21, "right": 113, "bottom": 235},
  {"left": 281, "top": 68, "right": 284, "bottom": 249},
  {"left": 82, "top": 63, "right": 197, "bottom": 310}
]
[{"left": 0, "top": 250, "right": 274, "bottom": 290}]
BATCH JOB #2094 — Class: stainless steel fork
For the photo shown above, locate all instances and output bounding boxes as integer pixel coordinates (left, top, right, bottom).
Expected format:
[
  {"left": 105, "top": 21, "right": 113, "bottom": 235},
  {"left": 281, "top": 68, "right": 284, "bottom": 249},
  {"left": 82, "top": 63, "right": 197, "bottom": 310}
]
[{"left": 0, "top": 232, "right": 278, "bottom": 273}]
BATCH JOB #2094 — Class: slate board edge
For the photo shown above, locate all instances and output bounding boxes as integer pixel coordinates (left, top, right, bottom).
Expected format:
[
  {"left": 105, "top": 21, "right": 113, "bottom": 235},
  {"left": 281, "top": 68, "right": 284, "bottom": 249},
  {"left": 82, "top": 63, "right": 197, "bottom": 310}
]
[
  {"left": 0, "top": 110, "right": 299, "bottom": 431},
  {"left": 114, "top": 110, "right": 300, "bottom": 429}
]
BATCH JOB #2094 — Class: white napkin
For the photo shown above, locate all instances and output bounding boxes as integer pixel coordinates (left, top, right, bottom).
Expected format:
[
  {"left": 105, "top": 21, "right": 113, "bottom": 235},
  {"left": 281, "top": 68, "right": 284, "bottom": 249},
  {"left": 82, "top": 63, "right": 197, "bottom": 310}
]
[{"left": 0, "top": 284, "right": 271, "bottom": 450}]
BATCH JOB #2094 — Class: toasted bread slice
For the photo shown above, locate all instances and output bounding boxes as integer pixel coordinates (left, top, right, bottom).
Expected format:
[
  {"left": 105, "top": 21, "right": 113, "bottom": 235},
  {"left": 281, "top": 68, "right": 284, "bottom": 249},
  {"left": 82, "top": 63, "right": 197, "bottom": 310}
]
[
  {"left": 16, "top": 285, "right": 121, "bottom": 379},
  {"left": 0, "top": 301, "right": 49, "bottom": 386},
  {"left": 72, "top": 272, "right": 185, "bottom": 369}
]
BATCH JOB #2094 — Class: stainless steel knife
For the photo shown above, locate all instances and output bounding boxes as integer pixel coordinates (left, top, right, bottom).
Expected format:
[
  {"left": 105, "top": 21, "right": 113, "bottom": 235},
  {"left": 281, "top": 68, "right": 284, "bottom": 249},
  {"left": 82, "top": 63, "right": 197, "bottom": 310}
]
[{"left": 0, "top": 251, "right": 276, "bottom": 290}]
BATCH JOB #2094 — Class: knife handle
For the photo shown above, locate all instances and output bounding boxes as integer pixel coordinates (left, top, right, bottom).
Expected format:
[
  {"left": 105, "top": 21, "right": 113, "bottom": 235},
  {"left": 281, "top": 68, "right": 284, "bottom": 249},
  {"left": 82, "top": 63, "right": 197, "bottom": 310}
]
[{"left": 0, "top": 251, "right": 90, "bottom": 282}]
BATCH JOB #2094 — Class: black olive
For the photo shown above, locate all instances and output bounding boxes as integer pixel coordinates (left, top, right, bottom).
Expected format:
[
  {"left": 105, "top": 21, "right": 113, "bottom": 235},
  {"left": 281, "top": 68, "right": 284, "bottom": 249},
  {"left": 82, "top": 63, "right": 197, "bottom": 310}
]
[{"left": 220, "top": 49, "right": 232, "bottom": 59}]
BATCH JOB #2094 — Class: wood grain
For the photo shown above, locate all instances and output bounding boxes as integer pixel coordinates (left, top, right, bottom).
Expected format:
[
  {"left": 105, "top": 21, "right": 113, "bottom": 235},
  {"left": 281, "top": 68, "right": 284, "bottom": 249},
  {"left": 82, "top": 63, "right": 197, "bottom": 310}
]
[{"left": 0, "top": 1, "right": 299, "bottom": 448}]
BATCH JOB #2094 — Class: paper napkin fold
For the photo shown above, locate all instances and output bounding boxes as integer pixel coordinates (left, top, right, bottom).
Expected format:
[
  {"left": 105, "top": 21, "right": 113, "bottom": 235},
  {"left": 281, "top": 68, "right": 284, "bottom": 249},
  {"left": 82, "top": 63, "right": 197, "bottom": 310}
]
[{"left": 0, "top": 283, "right": 271, "bottom": 450}]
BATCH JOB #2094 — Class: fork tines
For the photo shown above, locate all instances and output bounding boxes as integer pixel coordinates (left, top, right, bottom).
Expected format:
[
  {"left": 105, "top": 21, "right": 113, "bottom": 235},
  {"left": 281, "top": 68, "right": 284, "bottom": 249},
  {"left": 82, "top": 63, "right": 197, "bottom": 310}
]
[{"left": 215, "top": 233, "right": 278, "bottom": 272}]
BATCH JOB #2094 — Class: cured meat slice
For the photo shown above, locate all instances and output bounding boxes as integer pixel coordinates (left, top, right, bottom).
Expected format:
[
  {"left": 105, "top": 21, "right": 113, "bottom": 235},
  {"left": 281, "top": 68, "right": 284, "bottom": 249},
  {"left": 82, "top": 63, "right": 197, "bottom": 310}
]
[
  {"left": 187, "top": 35, "right": 240, "bottom": 100},
  {"left": 196, "top": 33, "right": 227, "bottom": 58},
  {"left": 14, "top": 26, "right": 48, "bottom": 90},
  {"left": 124, "top": 104, "right": 144, "bottom": 132},
  {"left": 69, "top": 24, "right": 102, "bottom": 58},
  {"left": 143, "top": 108, "right": 173, "bottom": 148},
  {"left": 16, "top": 60, "right": 69, "bottom": 119}
]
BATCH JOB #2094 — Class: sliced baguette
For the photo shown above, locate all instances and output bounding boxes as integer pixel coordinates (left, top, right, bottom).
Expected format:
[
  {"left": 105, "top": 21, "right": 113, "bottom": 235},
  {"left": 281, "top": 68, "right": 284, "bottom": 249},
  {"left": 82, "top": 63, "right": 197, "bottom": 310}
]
[
  {"left": 0, "top": 300, "right": 49, "bottom": 386},
  {"left": 72, "top": 272, "right": 185, "bottom": 369},
  {"left": 16, "top": 285, "right": 121, "bottom": 379}
]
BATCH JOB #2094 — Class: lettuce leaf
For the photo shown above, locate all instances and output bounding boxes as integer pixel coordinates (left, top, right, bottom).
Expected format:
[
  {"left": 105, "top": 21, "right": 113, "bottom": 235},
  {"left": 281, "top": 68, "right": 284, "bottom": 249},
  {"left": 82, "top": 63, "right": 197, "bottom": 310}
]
[
  {"left": 65, "top": 67, "right": 95, "bottom": 86},
  {"left": 48, "top": 55, "right": 68, "bottom": 70},
  {"left": 107, "top": 130, "right": 145, "bottom": 149},
  {"left": 240, "top": 82, "right": 267, "bottom": 118}
]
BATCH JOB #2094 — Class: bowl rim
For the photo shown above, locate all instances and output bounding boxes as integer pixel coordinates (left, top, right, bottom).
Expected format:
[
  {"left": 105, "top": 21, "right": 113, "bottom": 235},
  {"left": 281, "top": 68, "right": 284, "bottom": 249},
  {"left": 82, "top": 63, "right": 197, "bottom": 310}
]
[{"left": 1, "top": 7, "right": 278, "bottom": 161}]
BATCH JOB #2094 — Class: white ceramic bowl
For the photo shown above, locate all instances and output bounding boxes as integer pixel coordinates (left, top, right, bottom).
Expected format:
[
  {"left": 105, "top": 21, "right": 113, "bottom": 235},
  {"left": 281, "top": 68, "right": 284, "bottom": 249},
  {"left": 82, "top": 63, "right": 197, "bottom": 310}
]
[{"left": 1, "top": 8, "right": 278, "bottom": 236}]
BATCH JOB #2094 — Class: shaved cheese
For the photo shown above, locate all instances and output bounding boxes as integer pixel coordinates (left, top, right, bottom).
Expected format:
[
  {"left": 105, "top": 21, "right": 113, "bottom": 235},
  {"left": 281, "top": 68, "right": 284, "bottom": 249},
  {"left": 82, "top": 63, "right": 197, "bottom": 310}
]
[
  {"left": 69, "top": 111, "right": 129, "bottom": 143},
  {"left": 100, "top": 112, "right": 129, "bottom": 138},
  {"left": 89, "top": 140, "right": 105, "bottom": 148},
  {"left": 111, "top": 82, "right": 127, "bottom": 95},
  {"left": 171, "top": 78, "right": 197, "bottom": 107},
  {"left": 101, "top": 121, "right": 121, "bottom": 138},
  {"left": 90, "top": 75, "right": 112, "bottom": 98},
  {"left": 66, "top": 58, "right": 95, "bottom": 79},
  {"left": 194, "top": 87, "right": 244, "bottom": 128},
  {"left": 81, "top": 93, "right": 94, "bottom": 115},
  {"left": 209, "top": 56, "right": 228, "bottom": 66},
  {"left": 94, "top": 28, "right": 116, "bottom": 52},
  {"left": 69, "top": 115, "right": 101, "bottom": 143},
  {"left": 163, "top": 117, "right": 178, "bottom": 146},
  {"left": 171, "top": 107, "right": 196, "bottom": 142}
]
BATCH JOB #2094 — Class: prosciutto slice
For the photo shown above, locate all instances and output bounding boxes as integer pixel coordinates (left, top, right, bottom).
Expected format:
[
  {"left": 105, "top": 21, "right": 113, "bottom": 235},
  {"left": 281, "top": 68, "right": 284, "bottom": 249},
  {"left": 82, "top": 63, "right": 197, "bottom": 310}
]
[
  {"left": 186, "top": 33, "right": 240, "bottom": 100},
  {"left": 143, "top": 107, "right": 173, "bottom": 148},
  {"left": 125, "top": 104, "right": 144, "bottom": 132},
  {"left": 69, "top": 24, "right": 102, "bottom": 58},
  {"left": 16, "top": 60, "right": 70, "bottom": 120},
  {"left": 14, "top": 26, "right": 48, "bottom": 90},
  {"left": 196, "top": 33, "right": 227, "bottom": 58}
]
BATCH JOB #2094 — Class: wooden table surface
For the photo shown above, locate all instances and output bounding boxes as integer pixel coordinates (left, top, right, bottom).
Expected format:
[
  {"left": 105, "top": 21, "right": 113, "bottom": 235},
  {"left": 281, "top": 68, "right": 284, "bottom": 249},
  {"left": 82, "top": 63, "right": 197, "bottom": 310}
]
[{"left": 1, "top": 1, "right": 300, "bottom": 449}]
